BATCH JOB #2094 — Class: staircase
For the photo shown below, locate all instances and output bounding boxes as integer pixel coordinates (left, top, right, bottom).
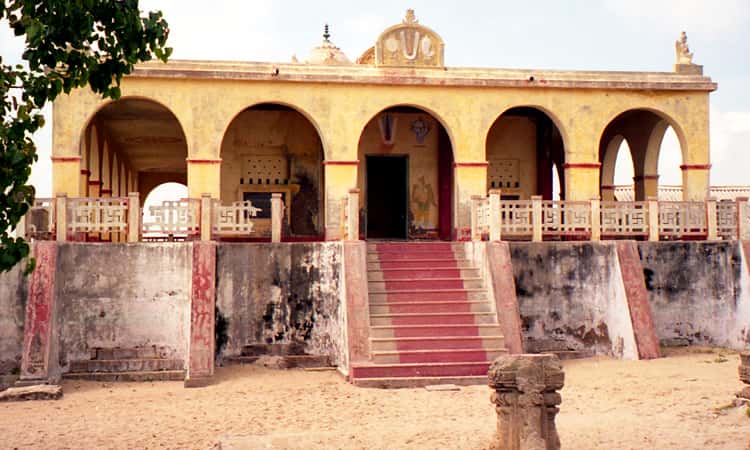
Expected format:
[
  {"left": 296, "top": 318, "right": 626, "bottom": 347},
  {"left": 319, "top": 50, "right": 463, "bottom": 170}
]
[
  {"left": 350, "top": 242, "right": 507, "bottom": 388},
  {"left": 63, "top": 347, "right": 185, "bottom": 382}
]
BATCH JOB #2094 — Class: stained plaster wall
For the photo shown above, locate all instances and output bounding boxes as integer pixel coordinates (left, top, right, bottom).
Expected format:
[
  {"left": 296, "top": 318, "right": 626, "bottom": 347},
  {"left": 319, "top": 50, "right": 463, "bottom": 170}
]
[
  {"left": 0, "top": 264, "right": 26, "bottom": 374},
  {"left": 54, "top": 243, "right": 191, "bottom": 371},
  {"left": 638, "top": 241, "right": 750, "bottom": 349},
  {"left": 486, "top": 116, "right": 537, "bottom": 199},
  {"left": 509, "top": 242, "right": 637, "bottom": 358},
  {"left": 357, "top": 112, "right": 441, "bottom": 237},
  {"left": 220, "top": 109, "right": 324, "bottom": 237},
  {"left": 215, "top": 242, "right": 347, "bottom": 367}
]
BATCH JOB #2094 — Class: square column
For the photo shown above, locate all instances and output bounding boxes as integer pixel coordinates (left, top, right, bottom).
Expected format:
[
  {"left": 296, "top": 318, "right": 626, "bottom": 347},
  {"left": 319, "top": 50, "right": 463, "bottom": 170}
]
[
  {"left": 323, "top": 161, "right": 358, "bottom": 240},
  {"left": 51, "top": 156, "right": 82, "bottom": 197},
  {"left": 681, "top": 164, "right": 711, "bottom": 201},
  {"left": 187, "top": 158, "right": 221, "bottom": 199},
  {"left": 453, "top": 162, "right": 488, "bottom": 241},
  {"left": 563, "top": 162, "right": 600, "bottom": 201}
]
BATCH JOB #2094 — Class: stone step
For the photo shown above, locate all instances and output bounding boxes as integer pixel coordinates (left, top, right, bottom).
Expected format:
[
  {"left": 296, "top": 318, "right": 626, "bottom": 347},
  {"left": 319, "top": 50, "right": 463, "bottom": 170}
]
[
  {"left": 224, "top": 355, "right": 331, "bottom": 369},
  {"left": 89, "top": 346, "right": 174, "bottom": 360},
  {"left": 368, "top": 260, "right": 474, "bottom": 270},
  {"left": 370, "top": 335, "right": 505, "bottom": 352},
  {"left": 369, "top": 288, "right": 488, "bottom": 302},
  {"left": 367, "top": 242, "right": 467, "bottom": 252},
  {"left": 367, "top": 278, "right": 484, "bottom": 291},
  {"left": 370, "top": 312, "right": 498, "bottom": 326},
  {"left": 68, "top": 358, "right": 184, "bottom": 373},
  {"left": 367, "top": 267, "right": 480, "bottom": 280},
  {"left": 372, "top": 348, "right": 507, "bottom": 364},
  {"left": 352, "top": 375, "right": 487, "bottom": 389},
  {"left": 63, "top": 370, "right": 185, "bottom": 382},
  {"left": 350, "top": 361, "right": 490, "bottom": 379},
  {"left": 367, "top": 252, "right": 465, "bottom": 262},
  {"left": 371, "top": 324, "right": 503, "bottom": 338},
  {"left": 369, "top": 300, "right": 493, "bottom": 315}
]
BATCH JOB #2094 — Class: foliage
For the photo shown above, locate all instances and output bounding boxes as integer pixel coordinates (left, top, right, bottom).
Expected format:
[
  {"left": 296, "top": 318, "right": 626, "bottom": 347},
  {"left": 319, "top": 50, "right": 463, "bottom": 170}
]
[{"left": 0, "top": 0, "right": 171, "bottom": 272}]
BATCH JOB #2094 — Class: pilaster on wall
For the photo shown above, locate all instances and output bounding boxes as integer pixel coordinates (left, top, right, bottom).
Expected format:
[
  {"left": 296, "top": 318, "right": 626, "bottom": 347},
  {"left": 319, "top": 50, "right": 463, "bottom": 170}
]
[
  {"left": 18, "top": 241, "right": 59, "bottom": 385},
  {"left": 616, "top": 241, "right": 661, "bottom": 359},
  {"left": 324, "top": 161, "right": 358, "bottom": 241},
  {"left": 453, "top": 162, "right": 488, "bottom": 241},
  {"left": 486, "top": 242, "right": 523, "bottom": 354},
  {"left": 185, "top": 241, "right": 217, "bottom": 388}
]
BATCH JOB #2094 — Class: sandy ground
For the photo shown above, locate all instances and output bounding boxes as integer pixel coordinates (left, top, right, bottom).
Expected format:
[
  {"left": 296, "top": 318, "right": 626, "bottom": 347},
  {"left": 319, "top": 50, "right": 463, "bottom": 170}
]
[{"left": 1, "top": 348, "right": 749, "bottom": 449}]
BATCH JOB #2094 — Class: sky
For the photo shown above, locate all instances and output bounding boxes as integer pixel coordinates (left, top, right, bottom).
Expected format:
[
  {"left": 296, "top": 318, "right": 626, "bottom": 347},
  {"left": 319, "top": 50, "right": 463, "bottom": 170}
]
[{"left": 2, "top": 0, "right": 749, "bottom": 196}]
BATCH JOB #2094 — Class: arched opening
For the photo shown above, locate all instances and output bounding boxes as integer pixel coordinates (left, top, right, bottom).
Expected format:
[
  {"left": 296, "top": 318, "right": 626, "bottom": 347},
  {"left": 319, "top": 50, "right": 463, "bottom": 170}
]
[
  {"left": 599, "top": 109, "right": 685, "bottom": 201},
  {"left": 552, "top": 164, "right": 562, "bottom": 201},
  {"left": 80, "top": 98, "right": 188, "bottom": 203},
  {"left": 141, "top": 182, "right": 189, "bottom": 240},
  {"left": 485, "top": 107, "right": 565, "bottom": 200},
  {"left": 357, "top": 106, "right": 454, "bottom": 240},
  {"left": 220, "top": 103, "right": 325, "bottom": 240}
]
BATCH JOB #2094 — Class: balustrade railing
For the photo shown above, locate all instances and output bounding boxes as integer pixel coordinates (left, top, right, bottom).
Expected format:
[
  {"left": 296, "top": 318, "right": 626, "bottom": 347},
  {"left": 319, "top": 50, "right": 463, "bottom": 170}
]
[
  {"left": 471, "top": 193, "right": 750, "bottom": 243},
  {"left": 24, "top": 198, "right": 55, "bottom": 239},
  {"left": 68, "top": 197, "right": 129, "bottom": 233},
  {"left": 142, "top": 199, "right": 200, "bottom": 240},
  {"left": 212, "top": 200, "right": 262, "bottom": 236}
]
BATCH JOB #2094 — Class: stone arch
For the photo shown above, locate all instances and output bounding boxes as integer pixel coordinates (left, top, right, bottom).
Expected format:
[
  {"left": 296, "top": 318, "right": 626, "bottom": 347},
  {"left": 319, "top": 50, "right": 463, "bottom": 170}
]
[{"left": 484, "top": 106, "right": 567, "bottom": 200}]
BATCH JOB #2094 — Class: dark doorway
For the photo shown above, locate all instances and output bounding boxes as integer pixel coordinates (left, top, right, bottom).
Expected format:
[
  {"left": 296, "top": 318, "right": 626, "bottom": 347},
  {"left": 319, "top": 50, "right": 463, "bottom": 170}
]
[{"left": 366, "top": 155, "right": 408, "bottom": 239}]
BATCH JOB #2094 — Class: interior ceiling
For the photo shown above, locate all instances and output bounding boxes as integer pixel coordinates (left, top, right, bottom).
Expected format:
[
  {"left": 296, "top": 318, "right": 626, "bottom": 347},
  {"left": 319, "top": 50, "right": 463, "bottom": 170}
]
[{"left": 96, "top": 99, "right": 187, "bottom": 173}]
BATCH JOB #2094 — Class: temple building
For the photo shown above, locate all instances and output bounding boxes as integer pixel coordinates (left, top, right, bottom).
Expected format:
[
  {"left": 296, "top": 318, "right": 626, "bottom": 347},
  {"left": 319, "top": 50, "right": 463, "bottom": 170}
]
[{"left": 50, "top": 9, "right": 716, "bottom": 241}]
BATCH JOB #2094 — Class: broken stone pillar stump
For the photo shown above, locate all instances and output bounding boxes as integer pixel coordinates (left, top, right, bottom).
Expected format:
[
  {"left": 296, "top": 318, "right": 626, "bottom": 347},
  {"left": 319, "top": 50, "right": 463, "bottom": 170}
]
[
  {"left": 738, "top": 352, "right": 750, "bottom": 401},
  {"left": 487, "top": 354, "right": 565, "bottom": 450}
]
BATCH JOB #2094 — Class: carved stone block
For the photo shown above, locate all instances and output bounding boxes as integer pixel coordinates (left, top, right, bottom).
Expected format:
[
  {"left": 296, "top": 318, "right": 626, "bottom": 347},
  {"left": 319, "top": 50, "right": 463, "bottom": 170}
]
[{"left": 488, "top": 354, "right": 564, "bottom": 450}]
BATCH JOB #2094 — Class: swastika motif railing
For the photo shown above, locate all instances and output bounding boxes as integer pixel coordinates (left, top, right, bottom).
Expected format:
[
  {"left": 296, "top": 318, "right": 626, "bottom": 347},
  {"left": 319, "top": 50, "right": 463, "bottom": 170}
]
[
  {"left": 475, "top": 197, "right": 491, "bottom": 236},
  {"left": 212, "top": 200, "right": 262, "bottom": 236},
  {"left": 600, "top": 201, "right": 648, "bottom": 237},
  {"left": 499, "top": 201, "right": 534, "bottom": 238},
  {"left": 67, "top": 197, "right": 128, "bottom": 233},
  {"left": 26, "top": 198, "right": 55, "bottom": 239},
  {"left": 716, "top": 201, "right": 738, "bottom": 240},
  {"left": 142, "top": 199, "right": 200, "bottom": 237},
  {"left": 658, "top": 201, "right": 706, "bottom": 239},
  {"left": 541, "top": 201, "right": 591, "bottom": 237}
]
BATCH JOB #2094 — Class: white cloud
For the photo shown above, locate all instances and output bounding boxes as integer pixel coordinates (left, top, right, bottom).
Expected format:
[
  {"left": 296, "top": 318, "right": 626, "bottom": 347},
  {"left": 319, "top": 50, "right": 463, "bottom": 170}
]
[{"left": 710, "top": 109, "right": 750, "bottom": 185}]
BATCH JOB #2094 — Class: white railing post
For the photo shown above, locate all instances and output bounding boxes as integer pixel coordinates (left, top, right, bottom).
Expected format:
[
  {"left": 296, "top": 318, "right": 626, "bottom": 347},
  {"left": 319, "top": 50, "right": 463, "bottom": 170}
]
[
  {"left": 706, "top": 197, "right": 718, "bottom": 241},
  {"left": 471, "top": 195, "right": 482, "bottom": 241},
  {"left": 347, "top": 188, "right": 360, "bottom": 241},
  {"left": 271, "top": 193, "right": 283, "bottom": 243},
  {"left": 127, "top": 192, "right": 140, "bottom": 242},
  {"left": 200, "top": 194, "right": 212, "bottom": 242},
  {"left": 531, "top": 195, "right": 543, "bottom": 242},
  {"left": 647, "top": 196, "right": 659, "bottom": 242},
  {"left": 590, "top": 198, "right": 601, "bottom": 241},
  {"left": 55, "top": 193, "right": 67, "bottom": 242},
  {"left": 737, "top": 197, "right": 749, "bottom": 240},
  {"left": 489, "top": 189, "right": 501, "bottom": 242}
]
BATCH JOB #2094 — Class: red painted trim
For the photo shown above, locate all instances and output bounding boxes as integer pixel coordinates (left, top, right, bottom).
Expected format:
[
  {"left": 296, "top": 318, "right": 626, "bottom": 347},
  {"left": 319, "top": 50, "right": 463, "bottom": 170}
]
[
  {"left": 51, "top": 156, "right": 82, "bottom": 162},
  {"left": 680, "top": 164, "right": 711, "bottom": 170},
  {"left": 80, "top": 169, "right": 91, "bottom": 175},
  {"left": 186, "top": 158, "right": 222, "bottom": 164},
  {"left": 563, "top": 162, "right": 602, "bottom": 169},
  {"left": 88, "top": 180, "right": 102, "bottom": 186},
  {"left": 100, "top": 189, "right": 112, "bottom": 194},
  {"left": 323, "top": 160, "right": 359, "bottom": 166},
  {"left": 453, "top": 161, "right": 489, "bottom": 168},
  {"left": 601, "top": 185, "right": 616, "bottom": 190}
]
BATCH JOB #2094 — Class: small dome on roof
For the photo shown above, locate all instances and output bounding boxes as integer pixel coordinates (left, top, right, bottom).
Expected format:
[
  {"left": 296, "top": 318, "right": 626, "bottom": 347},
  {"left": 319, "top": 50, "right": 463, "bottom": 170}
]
[{"left": 306, "top": 24, "right": 351, "bottom": 65}]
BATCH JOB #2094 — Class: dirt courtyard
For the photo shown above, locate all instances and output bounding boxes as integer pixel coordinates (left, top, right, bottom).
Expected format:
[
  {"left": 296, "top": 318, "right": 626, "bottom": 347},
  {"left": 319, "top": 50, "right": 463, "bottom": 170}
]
[{"left": 1, "top": 348, "right": 749, "bottom": 449}]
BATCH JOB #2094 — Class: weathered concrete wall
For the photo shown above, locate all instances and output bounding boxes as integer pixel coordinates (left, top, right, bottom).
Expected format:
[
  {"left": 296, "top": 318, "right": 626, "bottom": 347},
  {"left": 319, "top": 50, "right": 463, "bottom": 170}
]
[
  {"left": 509, "top": 242, "right": 637, "bottom": 358},
  {"left": 54, "top": 243, "right": 191, "bottom": 370},
  {"left": 638, "top": 241, "right": 750, "bottom": 349},
  {"left": 216, "top": 242, "right": 346, "bottom": 366},
  {"left": 0, "top": 264, "right": 27, "bottom": 374}
]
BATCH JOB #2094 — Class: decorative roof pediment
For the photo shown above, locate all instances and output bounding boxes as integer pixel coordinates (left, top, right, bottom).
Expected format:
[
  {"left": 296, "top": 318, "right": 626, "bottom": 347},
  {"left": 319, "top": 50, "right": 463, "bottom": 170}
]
[{"left": 374, "top": 9, "right": 444, "bottom": 68}]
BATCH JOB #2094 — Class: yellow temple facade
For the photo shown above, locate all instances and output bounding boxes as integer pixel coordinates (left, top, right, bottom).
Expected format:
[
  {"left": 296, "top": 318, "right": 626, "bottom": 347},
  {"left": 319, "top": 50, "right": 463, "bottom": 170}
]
[{"left": 50, "top": 10, "right": 717, "bottom": 241}]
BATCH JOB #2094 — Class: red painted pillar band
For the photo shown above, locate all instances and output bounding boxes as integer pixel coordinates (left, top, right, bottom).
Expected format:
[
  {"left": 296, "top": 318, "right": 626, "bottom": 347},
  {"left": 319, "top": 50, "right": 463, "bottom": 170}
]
[
  {"left": 185, "top": 241, "right": 216, "bottom": 387},
  {"left": 19, "top": 241, "right": 58, "bottom": 384},
  {"left": 616, "top": 241, "right": 661, "bottom": 360}
]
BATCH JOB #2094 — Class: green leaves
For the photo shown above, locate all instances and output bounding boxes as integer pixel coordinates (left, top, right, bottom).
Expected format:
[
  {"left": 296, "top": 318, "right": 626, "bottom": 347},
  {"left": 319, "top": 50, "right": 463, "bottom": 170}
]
[{"left": 0, "top": 0, "right": 171, "bottom": 272}]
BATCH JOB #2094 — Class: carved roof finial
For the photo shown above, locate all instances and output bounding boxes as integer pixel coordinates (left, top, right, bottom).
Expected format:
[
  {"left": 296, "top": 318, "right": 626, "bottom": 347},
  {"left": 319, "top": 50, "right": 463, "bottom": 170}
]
[
  {"left": 323, "top": 23, "right": 331, "bottom": 42},
  {"left": 675, "top": 30, "right": 694, "bottom": 65},
  {"left": 403, "top": 9, "right": 418, "bottom": 24}
]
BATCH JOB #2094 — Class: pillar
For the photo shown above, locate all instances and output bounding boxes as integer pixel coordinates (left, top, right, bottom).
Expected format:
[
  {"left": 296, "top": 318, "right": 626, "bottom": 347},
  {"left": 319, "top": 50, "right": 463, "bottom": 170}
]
[
  {"left": 51, "top": 156, "right": 82, "bottom": 197},
  {"left": 187, "top": 158, "right": 221, "bottom": 199},
  {"left": 488, "top": 354, "right": 565, "bottom": 450},
  {"left": 563, "top": 163, "right": 600, "bottom": 201},
  {"left": 454, "top": 162, "right": 488, "bottom": 241},
  {"left": 681, "top": 164, "right": 711, "bottom": 201},
  {"left": 185, "top": 241, "right": 216, "bottom": 388},
  {"left": 324, "top": 161, "right": 358, "bottom": 240}
]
